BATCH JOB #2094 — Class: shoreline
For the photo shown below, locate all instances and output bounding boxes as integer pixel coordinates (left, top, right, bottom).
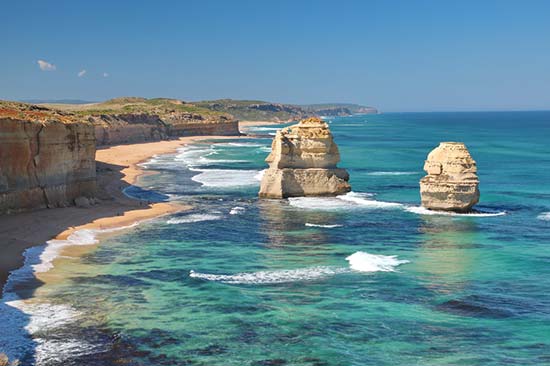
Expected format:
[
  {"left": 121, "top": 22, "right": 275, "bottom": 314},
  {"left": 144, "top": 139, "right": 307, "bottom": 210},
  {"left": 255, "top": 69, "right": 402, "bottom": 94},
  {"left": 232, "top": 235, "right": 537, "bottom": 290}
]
[{"left": 0, "top": 125, "right": 271, "bottom": 293}]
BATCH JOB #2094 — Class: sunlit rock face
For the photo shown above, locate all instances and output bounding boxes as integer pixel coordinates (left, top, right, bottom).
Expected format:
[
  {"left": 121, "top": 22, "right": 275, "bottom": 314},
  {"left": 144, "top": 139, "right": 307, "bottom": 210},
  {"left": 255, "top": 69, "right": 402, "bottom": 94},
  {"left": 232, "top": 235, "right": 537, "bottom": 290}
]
[
  {"left": 259, "top": 117, "right": 351, "bottom": 198},
  {"left": 420, "top": 142, "right": 480, "bottom": 212}
]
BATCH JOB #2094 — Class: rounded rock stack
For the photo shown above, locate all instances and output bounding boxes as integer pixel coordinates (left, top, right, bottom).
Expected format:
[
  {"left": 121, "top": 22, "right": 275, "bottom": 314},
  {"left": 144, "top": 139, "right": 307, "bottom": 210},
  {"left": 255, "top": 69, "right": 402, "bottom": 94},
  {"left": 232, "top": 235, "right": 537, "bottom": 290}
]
[
  {"left": 259, "top": 117, "right": 351, "bottom": 198},
  {"left": 420, "top": 142, "right": 480, "bottom": 212}
]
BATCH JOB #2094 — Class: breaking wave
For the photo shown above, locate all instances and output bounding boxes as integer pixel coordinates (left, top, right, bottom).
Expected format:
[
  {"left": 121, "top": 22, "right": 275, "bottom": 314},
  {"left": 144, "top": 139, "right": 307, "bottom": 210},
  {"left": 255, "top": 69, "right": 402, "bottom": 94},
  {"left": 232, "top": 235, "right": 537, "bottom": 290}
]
[
  {"left": 288, "top": 192, "right": 402, "bottom": 211},
  {"left": 537, "top": 212, "right": 550, "bottom": 221},
  {"left": 345, "top": 251, "right": 409, "bottom": 272},
  {"left": 229, "top": 206, "right": 246, "bottom": 215},
  {"left": 189, "top": 267, "right": 347, "bottom": 284},
  {"left": 167, "top": 214, "right": 222, "bottom": 224},
  {"left": 190, "top": 169, "right": 263, "bottom": 187},
  {"left": 405, "top": 206, "right": 507, "bottom": 217},
  {"left": 305, "top": 223, "right": 343, "bottom": 228},
  {"left": 190, "top": 251, "right": 409, "bottom": 284}
]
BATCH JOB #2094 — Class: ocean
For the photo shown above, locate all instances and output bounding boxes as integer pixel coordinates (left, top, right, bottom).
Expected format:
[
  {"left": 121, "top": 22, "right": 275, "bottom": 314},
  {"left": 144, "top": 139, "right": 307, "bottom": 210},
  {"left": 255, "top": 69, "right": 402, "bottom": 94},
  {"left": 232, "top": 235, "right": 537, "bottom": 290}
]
[{"left": 2, "top": 112, "right": 550, "bottom": 365}]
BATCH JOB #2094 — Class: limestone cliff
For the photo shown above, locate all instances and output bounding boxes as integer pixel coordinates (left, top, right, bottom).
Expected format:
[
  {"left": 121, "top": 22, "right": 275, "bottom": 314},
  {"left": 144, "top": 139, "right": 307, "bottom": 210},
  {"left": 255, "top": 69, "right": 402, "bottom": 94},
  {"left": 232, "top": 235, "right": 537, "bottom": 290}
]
[
  {"left": 0, "top": 102, "right": 96, "bottom": 214},
  {"left": 48, "top": 98, "right": 240, "bottom": 145},
  {"left": 259, "top": 117, "right": 351, "bottom": 198},
  {"left": 420, "top": 142, "right": 480, "bottom": 212}
]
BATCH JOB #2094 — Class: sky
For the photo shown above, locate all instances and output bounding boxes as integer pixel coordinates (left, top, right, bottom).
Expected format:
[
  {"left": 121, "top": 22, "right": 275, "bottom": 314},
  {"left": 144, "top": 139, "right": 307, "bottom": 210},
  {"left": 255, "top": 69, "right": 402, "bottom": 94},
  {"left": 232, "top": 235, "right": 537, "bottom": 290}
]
[{"left": 1, "top": 0, "right": 549, "bottom": 112}]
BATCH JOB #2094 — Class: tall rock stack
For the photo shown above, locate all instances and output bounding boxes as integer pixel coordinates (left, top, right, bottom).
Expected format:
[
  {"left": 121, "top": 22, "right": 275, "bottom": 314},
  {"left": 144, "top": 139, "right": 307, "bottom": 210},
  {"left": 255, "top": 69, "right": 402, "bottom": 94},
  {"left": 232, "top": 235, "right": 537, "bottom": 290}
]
[
  {"left": 420, "top": 142, "right": 480, "bottom": 212},
  {"left": 259, "top": 117, "right": 351, "bottom": 198}
]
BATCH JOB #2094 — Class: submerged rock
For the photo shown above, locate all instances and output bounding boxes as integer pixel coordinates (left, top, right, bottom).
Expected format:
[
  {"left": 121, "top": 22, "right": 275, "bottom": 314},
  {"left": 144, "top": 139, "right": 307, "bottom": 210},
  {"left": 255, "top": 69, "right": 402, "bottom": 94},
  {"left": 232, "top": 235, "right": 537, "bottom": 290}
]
[
  {"left": 259, "top": 117, "right": 351, "bottom": 198},
  {"left": 420, "top": 142, "right": 480, "bottom": 212}
]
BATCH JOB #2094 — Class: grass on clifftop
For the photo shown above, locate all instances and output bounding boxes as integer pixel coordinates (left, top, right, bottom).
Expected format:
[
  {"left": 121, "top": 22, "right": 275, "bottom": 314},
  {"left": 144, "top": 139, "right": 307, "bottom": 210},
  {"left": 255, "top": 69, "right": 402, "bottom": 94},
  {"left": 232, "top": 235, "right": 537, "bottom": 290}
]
[{"left": 43, "top": 97, "right": 228, "bottom": 118}]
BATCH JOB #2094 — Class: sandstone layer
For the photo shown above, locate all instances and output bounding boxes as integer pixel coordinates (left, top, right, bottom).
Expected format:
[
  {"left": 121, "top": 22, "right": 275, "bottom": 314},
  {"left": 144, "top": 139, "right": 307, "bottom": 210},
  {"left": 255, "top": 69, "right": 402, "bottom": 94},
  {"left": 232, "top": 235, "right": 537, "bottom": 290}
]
[
  {"left": 0, "top": 102, "right": 96, "bottom": 214},
  {"left": 420, "top": 142, "right": 480, "bottom": 212},
  {"left": 49, "top": 97, "right": 240, "bottom": 146},
  {"left": 259, "top": 117, "right": 351, "bottom": 198}
]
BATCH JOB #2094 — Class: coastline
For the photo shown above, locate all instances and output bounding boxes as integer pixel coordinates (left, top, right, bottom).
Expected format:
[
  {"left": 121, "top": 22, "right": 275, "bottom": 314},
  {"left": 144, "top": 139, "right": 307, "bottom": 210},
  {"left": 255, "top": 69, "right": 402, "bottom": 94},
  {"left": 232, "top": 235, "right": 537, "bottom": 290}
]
[{"left": 0, "top": 128, "right": 268, "bottom": 293}]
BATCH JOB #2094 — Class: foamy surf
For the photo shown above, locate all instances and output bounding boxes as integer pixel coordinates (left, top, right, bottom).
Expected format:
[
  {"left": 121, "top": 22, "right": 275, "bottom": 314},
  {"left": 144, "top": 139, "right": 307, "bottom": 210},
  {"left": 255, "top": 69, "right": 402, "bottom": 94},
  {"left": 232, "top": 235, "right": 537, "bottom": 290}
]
[
  {"left": 0, "top": 224, "right": 138, "bottom": 364},
  {"left": 537, "top": 212, "right": 550, "bottom": 221},
  {"left": 305, "top": 223, "right": 343, "bottom": 228},
  {"left": 288, "top": 192, "right": 402, "bottom": 211},
  {"left": 190, "top": 251, "right": 408, "bottom": 285},
  {"left": 191, "top": 169, "right": 263, "bottom": 187},
  {"left": 167, "top": 214, "right": 222, "bottom": 224},
  {"left": 345, "top": 251, "right": 409, "bottom": 272},
  {"left": 405, "top": 206, "right": 507, "bottom": 217},
  {"left": 189, "top": 267, "right": 347, "bottom": 284},
  {"left": 230, "top": 207, "right": 246, "bottom": 215}
]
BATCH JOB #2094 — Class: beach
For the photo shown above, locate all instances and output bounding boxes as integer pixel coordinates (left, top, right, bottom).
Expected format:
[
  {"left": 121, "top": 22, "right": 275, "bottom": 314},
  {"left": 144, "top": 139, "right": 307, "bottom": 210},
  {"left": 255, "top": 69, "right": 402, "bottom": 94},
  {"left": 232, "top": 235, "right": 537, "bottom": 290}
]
[{"left": 0, "top": 133, "right": 257, "bottom": 292}]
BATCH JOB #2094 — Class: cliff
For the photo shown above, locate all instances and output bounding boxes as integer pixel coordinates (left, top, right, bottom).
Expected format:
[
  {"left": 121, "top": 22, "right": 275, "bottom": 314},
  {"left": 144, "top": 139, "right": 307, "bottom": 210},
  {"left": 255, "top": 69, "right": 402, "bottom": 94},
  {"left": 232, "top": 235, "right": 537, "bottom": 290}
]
[
  {"left": 195, "top": 99, "right": 378, "bottom": 121},
  {"left": 0, "top": 101, "right": 96, "bottom": 214},
  {"left": 47, "top": 97, "right": 240, "bottom": 145},
  {"left": 420, "top": 142, "right": 480, "bottom": 212},
  {"left": 194, "top": 99, "right": 312, "bottom": 122},
  {"left": 259, "top": 117, "right": 351, "bottom": 198},
  {"left": 300, "top": 103, "right": 378, "bottom": 116}
]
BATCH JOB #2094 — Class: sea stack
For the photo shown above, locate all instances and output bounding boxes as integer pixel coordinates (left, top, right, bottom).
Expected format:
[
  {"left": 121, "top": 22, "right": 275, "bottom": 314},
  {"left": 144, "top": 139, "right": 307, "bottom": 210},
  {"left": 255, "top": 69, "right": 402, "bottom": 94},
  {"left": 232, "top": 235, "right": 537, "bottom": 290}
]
[
  {"left": 259, "top": 117, "right": 351, "bottom": 198},
  {"left": 420, "top": 142, "right": 480, "bottom": 212}
]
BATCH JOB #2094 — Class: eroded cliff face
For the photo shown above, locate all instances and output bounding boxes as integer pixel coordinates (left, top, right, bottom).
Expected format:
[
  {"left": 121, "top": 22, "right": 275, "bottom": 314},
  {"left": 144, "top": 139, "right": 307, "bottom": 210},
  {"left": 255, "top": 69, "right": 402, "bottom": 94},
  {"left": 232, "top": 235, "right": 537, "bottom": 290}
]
[
  {"left": 259, "top": 117, "right": 351, "bottom": 198},
  {"left": 419, "top": 142, "right": 480, "bottom": 212},
  {"left": 0, "top": 102, "right": 96, "bottom": 214},
  {"left": 62, "top": 98, "right": 240, "bottom": 146}
]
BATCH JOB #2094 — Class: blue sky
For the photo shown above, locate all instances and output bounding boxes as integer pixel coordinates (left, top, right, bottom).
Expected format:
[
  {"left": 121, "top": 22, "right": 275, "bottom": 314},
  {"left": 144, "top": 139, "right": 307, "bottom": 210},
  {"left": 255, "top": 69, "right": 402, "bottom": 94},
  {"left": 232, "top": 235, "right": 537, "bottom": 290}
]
[{"left": 1, "top": 0, "right": 549, "bottom": 111}]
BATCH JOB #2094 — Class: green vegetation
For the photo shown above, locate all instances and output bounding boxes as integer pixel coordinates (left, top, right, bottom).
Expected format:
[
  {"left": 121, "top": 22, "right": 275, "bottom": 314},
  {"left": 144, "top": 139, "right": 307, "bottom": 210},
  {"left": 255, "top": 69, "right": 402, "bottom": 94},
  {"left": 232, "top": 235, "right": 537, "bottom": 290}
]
[
  {"left": 194, "top": 99, "right": 310, "bottom": 122},
  {"left": 301, "top": 103, "right": 378, "bottom": 115},
  {"left": 45, "top": 97, "right": 226, "bottom": 118}
]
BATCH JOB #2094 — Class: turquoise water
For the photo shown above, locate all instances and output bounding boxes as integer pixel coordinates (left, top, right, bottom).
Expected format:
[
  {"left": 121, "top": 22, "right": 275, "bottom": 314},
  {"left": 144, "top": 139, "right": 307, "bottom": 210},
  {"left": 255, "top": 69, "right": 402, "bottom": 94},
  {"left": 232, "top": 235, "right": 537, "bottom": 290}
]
[{"left": 6, "top": 112, "right": 550, "bottom": 365}]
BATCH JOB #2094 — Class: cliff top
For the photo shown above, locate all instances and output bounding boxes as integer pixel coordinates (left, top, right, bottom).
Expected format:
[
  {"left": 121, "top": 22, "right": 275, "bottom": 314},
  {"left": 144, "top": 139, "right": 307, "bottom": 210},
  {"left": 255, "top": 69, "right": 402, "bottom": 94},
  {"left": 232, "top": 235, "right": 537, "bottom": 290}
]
[
  {"left": 0, "top": 100, "right": 80, "bottom": 124},
  {"left": 42, "top": 97, "right": 231, "bottom": 119}
]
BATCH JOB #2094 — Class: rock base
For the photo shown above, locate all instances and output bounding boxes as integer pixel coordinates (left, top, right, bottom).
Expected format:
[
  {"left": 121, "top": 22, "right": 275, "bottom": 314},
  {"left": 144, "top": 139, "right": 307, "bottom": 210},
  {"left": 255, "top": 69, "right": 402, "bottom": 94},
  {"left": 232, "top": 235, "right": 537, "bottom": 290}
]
[{"left": 259, "top": 168, "right": 351, "bottom": 199}]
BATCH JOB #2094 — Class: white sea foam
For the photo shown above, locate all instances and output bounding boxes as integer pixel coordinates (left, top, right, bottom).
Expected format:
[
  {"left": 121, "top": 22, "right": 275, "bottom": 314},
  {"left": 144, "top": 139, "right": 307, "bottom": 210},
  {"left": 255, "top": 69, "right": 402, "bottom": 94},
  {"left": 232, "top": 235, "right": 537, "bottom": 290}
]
[
  {"left": 367, "top": 171, "right": 418, "bottom": 176},
  {"left": 537, "top": 212, "right": 550, "bottom": 221},
  {"left": 345, "top": 251, "right": 409, "bottom": 272},
  {"left": 305, "top": 223, "right": 343, "bottom": 228},
  {"left": 405, "top": 206, "right": 507, "bottom": 217},
  {"left": 0, "top": 224, "right": 138, "bottom": 363},
  {"left": 288, "top": 192, "right": 402, "bottom": 211},
  {"left": 189, "top": 267, "right": 346, "bottom": 284},
  {"left": 259, "top": 146, "right": 272, "bottom": 153},
  {"left": 254, "top": 169, "right": 266, "bottom": 181},
  {"left": 229, "top": 206, "right": 246, "bottom": 215},
  {"left": 190, "top": 251, "right": 409, "bottom": 285},
  {"left": 191, "top": 169, "right": 262, "bottom": 187},
  {"left": 167, "top": 214, "right": 222, "bottom": 224}
]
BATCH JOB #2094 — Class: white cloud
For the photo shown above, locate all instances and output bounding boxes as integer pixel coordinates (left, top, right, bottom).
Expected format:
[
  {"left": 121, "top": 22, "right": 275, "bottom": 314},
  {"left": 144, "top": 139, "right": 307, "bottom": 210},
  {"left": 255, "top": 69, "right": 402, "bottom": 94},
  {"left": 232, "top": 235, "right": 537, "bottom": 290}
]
[
  {"left": 103, "top": 72, "right": 109, "bottom": 77},
  {"left": 78, "top": 69, "right": 87, "bottom": 77},
  {"left": 37, "top": 59, "right": 56, "bottom": 71}
]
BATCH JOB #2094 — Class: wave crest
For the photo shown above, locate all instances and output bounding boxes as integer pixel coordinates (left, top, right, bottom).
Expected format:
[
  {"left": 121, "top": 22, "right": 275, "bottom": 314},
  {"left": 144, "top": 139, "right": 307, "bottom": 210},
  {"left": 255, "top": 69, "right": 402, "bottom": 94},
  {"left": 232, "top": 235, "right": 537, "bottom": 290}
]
[
  {"left": 405, "top": 206, "right": 506, "bottom": 217},
  {"left": 345, "top": 251, "right": 409, "bottom": 272}
]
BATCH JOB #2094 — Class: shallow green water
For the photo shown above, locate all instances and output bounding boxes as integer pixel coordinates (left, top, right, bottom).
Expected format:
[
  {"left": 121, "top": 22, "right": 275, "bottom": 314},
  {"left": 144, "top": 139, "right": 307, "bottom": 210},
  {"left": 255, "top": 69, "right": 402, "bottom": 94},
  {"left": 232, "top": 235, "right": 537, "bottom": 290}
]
[{"left": 7, "top": 112, "right": 550, "bottom": 365}]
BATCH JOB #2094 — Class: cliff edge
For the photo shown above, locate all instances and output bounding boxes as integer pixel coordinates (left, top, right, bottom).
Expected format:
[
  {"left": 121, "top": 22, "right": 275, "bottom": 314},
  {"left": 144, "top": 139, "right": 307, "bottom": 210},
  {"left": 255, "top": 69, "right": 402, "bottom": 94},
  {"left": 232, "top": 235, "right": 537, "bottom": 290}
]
[{"left": 0, "top": 101, "right": 96, "bottom": 214}]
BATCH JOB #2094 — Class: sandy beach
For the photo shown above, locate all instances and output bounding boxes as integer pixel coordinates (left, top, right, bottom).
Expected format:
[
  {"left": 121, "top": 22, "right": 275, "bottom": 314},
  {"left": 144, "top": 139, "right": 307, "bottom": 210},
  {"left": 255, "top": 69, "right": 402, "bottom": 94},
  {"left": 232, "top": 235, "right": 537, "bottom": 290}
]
[{"left": 0, "top": 132, "right": 262, "bottom": 292}]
